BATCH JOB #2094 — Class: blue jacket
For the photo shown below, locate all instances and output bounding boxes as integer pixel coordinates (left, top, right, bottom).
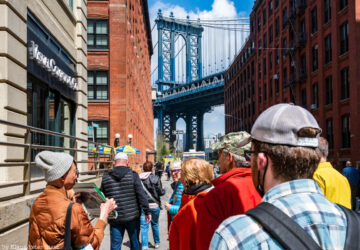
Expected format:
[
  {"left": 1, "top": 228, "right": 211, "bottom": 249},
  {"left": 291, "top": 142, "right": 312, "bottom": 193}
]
[
  {"left": 342, "top": 166, "right": 360, "bottom": 187},
  {"left": 169, "top": 181, "right": 184, "bottom": 216}
]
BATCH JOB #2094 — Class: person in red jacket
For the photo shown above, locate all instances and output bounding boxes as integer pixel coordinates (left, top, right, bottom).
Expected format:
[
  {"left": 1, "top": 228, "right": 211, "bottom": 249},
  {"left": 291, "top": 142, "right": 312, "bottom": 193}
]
[
  {"left": 196, "top": 131, "right": 262, "bottom": 250},
  {"left": 169, "top": 158, "right": 214, "bottom": 250}
]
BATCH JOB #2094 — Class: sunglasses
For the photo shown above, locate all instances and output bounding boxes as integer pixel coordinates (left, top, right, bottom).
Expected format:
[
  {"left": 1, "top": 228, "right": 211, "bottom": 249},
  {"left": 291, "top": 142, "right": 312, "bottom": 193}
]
[
  {"left": 244, "top": 150, "right": 262, "bottom": 161},
  {"left": 170, "top": 169, "right": 181, "bottom": 174}
]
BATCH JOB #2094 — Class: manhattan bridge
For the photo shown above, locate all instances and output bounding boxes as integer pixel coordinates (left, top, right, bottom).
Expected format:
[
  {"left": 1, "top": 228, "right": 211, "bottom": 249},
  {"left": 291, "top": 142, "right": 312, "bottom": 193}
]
[{"left": 152, "top": 10, "right": 250, "bottom": 151}]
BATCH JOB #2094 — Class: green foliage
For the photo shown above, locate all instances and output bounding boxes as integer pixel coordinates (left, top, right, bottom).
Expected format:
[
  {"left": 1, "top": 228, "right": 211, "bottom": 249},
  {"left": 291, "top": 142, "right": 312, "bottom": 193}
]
[{"left": 156, "top": 134, "right": 170, "bottom": 163}]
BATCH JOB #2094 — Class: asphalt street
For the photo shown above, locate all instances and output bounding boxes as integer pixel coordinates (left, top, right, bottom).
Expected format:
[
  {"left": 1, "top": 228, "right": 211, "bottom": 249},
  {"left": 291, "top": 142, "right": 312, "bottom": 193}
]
[{"left": 99, "top": 173, "right": 172, "bottom": 250}]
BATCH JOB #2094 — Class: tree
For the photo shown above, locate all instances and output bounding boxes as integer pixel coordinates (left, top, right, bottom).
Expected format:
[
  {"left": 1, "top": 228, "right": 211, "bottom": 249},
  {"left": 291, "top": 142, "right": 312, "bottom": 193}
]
[{"left": 156, "top": 134, "right": 170, "bottom": 162}]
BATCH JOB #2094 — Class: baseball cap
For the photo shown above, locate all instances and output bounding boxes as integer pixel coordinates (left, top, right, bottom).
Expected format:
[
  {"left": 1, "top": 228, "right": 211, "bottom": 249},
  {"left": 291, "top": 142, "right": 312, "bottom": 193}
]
[
  {"left": 238, "top": 103, "right": 321, "bottom": 148},
  {"left": 114, "top": 152, "right": 128, "bottom": 161},
  {"left": 212, "top": 131, "right": 251, "bottom": 156}
]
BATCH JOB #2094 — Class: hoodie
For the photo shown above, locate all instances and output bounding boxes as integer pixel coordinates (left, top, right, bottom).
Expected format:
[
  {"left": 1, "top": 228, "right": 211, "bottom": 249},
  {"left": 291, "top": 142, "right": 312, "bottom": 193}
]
[
  {"left": 100, "top": 166, "right": 150, "bottom": 224},
  {"left": 140, "top": 171, "right": 165, "bottom": 208}
]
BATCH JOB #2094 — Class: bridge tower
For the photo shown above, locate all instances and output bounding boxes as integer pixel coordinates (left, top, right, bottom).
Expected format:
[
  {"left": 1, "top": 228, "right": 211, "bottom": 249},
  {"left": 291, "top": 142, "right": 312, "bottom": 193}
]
[{"left": 155, "top": 10, "right": 205, "bottom": 151}]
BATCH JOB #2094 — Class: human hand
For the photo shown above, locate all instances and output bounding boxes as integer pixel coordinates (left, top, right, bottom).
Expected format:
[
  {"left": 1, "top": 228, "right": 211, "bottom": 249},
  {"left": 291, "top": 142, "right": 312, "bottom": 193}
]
[
  {"left": 72, "top": 192, "right": 83, "bottom": 203},
  {"left": 145, "top": 214, "right": 152, "bottom": 224},
  {"left": 99, "top": 198, "right": 117, "bottom": 222},
  {"left": 164, "top": 202, "right": 171, "bottom": 211}
]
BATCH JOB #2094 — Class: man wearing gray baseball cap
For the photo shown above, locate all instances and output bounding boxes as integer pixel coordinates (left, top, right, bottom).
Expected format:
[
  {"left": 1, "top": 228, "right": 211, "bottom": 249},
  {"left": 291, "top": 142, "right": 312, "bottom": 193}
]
[
  {"left": 210, "top": 103, "right": 354, "bottom": 249},
  {"left": 28, "top": 151, "right": 117, "bottom": 249}
]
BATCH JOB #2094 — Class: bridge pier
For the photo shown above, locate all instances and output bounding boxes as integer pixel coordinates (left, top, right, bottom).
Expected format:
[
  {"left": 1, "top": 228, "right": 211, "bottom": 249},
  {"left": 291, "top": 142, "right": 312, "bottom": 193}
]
[{"left": 196, "top": 111, "right": 204, "bottom": 151}]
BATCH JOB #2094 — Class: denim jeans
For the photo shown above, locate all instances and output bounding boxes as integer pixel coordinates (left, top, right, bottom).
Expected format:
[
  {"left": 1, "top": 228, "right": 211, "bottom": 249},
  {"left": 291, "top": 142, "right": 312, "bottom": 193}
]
[
  {"left": 140, "top": 207, "right": 161, "bottom": 249},
  {"left": 110, "top": 219, "right": 140, "bottom": 250}
]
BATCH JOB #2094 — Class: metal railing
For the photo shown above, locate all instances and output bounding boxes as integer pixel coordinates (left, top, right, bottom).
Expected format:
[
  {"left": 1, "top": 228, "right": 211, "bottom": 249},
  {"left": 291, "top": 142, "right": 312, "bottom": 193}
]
[{"left": 0, "top": 119, "right": 115, "bottom": 201}]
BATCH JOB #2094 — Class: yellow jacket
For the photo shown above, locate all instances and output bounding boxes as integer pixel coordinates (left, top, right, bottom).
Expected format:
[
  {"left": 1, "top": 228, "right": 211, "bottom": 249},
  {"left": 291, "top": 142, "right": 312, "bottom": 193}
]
[{"left": 313, "top": 162, "right": 352, "bottom": 209}]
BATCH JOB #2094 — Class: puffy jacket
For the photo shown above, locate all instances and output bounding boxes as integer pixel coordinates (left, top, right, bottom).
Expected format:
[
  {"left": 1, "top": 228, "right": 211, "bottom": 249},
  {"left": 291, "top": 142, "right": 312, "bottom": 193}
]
[
  {"left": 168, "top": 181, "right": 184, "bottom": 216},
  {"left": 101, "top": 166, "right": 150, "bottom": 224},
  {"left": 169, "top": 183, "right": 212, "bottom": 250},
  {"left": 28, "top": 185, "right": 106, "bottom": 250},
  {"left": 196, "top": 167, "right": 261, "bottom": 250},
  {"left": 139, "top": 172, "right": 165, "bottom": 205}
]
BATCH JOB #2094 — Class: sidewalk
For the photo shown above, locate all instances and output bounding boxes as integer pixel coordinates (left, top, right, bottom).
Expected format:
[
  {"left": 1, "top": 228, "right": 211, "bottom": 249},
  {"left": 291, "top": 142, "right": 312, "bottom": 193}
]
[{"left": 99, "top": 174, "right": 172, "bottom": 250}]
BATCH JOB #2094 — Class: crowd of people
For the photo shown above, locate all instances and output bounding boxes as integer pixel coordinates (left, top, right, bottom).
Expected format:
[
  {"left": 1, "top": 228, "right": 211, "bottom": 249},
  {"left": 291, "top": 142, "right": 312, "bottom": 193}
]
[{"left": 28, "top": 103, "right": 360, "bottom": 249}]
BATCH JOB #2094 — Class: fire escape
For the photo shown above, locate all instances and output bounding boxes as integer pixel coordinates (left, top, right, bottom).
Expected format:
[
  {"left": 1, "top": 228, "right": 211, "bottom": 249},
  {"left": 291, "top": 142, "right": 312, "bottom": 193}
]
[{"left": 286, "top": 0, "right": 307, "bottom": 104}]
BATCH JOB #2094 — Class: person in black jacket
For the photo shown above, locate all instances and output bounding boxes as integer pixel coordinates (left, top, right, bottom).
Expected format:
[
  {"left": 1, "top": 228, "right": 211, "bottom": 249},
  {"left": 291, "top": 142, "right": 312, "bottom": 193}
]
[
  {"left": 139, "top": 161, "right": 165, "bottom": 249},
  {"left": 101, "top": 153, "right": 151, "bottom": 250}
]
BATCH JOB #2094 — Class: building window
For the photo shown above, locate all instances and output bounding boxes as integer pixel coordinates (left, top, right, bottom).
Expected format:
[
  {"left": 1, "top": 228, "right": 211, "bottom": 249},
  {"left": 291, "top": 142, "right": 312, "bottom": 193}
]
[
  {"left": 275, "top": 17, "right": 280, "bottom": 37},
  {"left": 263, "top": 9, "right": 267, "bottom": 25},
  {"left": 264, "top": 83, "right": 267, "bottom": 101},
  {"left": 88, "top": 121, "right": 109, "bottom": 150},
  {"left": 269, "top": 25, "right": 273, "bottom": 44},
  {"left": 340, "top": 67, "right": 349, "bottom": 100},
  {"left": 263, "top": 34, "right": 267, "bottom": 48},
  {"left": 301, "top": 88, "right": 307, "bottom": 108},
  {"left": 324, "top": 35, "right": 332, "bottom": 64},
  {"left": 282, "top": 8, "right": 288, "bottom": 29},
  {"left": 324, "top": 0, "right": 331, "bottom": 24},
  {"left": 275, "top": 78, "right": 279, "bottom": 93},
  {"left": 258, "top": 15, "right": 261, "bottom": 32},
  {"left": 67, "top": 0, "right": 73, "bottom": 10},
  {"left": 326, "top": 118, "right": 334, "bottom": 149},
  {"left": 263, "top": 58, "right": 267, "bottom": 75},
  {"left": 300, "top": 53, "right": 306, "bottom": 76},
  {"left": 341, "top": 114, "right": 350, "bottom": 148},
  {"left": 276, "top": 47, "right": 279, "bottom": 65},
  {"left": 340, "top": 22, "right": 349, "bottom": 55},
  {"left": 269, "top": 52, "right": 273, "bottom": 71},
  {"left": 282, "top": 38, "right": 287, "bottom": 61},
  {"left": 311, "top": 7, "right": 318, "bottom": 34},
  {"left": 258, "top": 39, "right": 262, "bottom": 56},
  {"left": 275, "top": 0, "right": 279, "bottom": 8},
  {"left": 270, "top": 79, "right": 273, "bottom": 97},
  {"left": 88, "top": 19, "right": 109, "bottom": 49},
  {"left": 283, "top": 68, "right": 287, "bottom": 88},
  {"left": 258, "top": 63, "right": 262, "bottom": 78},
  {"left": 339, "top": 0, "right": 348, "bottom": 11},
  {"left": 88, "top": 71, "right": 109, "bottom": 100},
  {"left": 259, "top": 87, "right": 262, "bottom": 103},
  {"left": 325, "top": 75, "right": 332, "bottom": 105},
  {"left": 312, "top": 45, "right": 318, "bottom": 71},
  {"left": 312, "top": 83, "right": 318, "bottom": 108},
  {"left": 269, "top": 0, "right": 273, "bottom": 16}
]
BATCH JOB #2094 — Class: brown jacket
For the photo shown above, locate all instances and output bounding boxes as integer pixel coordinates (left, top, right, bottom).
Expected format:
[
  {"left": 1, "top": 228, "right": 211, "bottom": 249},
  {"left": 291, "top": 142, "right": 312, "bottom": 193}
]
[{"left": 28, "top": 185, "right": 106, "bottom": 249}]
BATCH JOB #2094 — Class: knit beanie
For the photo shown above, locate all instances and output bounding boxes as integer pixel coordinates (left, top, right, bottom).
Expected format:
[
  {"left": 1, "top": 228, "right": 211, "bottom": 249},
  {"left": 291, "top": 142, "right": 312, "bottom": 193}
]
[{"left": 35, "top": 151, "right": 74, "bottom": 182}]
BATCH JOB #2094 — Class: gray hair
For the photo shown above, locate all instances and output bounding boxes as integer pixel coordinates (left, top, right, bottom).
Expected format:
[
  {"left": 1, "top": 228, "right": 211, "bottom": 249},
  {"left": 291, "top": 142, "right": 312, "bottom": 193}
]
[
  {"left": 170, "top": 160, "right": 182, "bottom": 170},
  {"left": 318, "top": 137, "right": 328, "bottom": 158},
  {"left": 222, "top": 150, "right": 249, "bottom": 167}
]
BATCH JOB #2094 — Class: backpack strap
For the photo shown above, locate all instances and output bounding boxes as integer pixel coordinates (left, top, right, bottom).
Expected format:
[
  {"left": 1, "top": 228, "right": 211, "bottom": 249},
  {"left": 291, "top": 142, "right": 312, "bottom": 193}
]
[
  {"left": 245, "top": 202, "right": 321, "bottom": 250},
  {"left": 63, "top": 203, "right": 74, "bottom": 250},
  {"left": 338, "top": 205, "right": 360, "bottom": 250}
]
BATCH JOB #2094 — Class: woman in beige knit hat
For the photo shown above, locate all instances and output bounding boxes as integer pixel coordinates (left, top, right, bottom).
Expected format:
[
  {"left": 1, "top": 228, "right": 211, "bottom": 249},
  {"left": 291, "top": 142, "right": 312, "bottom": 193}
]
[{"left": 28, "top": 151, "right": 117, "bottom": 250}]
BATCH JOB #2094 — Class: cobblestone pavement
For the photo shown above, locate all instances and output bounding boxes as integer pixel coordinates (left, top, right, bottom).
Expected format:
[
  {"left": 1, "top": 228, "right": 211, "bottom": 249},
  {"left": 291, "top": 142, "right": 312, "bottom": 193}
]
[{"left": 99, "top": 174, "right": 172, "bottom": 250}]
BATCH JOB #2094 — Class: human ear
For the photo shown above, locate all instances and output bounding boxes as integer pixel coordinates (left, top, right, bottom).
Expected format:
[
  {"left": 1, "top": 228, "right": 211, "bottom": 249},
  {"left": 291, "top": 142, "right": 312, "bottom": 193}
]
[{"left": 256, "top": 153, "right": 267, "bottom": 171}]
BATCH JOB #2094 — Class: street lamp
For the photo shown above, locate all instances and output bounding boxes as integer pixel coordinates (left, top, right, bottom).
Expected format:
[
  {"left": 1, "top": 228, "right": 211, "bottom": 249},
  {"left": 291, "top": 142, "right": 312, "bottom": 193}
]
[
  {"left": 128, "top": 134, "right": 133, "bottom": 145},
  {"left": 114, "top": 133, "right": 120, "bottom": 147}
]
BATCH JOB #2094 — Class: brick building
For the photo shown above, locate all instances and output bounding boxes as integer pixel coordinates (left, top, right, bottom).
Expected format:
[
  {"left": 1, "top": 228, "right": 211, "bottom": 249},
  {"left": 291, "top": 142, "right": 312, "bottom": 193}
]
[
  {"left": 225, "top": 0, "right": 360, "bottom": 168},
  {"left": 87, "top": 0, "right": 153, "bottom": 163}
]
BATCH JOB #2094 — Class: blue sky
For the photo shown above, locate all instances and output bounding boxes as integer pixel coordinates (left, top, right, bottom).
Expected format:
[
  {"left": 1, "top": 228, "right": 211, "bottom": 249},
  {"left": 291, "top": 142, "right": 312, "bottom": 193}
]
[
  {"left": 148, "top": 0, "right": 255, "bottom": 16},
  {"left": 150, "top": 0, "right": 254, "bottom": 142}
]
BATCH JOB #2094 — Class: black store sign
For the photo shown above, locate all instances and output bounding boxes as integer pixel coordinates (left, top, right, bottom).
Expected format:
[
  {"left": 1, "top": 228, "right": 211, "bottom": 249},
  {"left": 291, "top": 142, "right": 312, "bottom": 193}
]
[{"left": 27, "top": 13, "right": 77, "bottom": 101}]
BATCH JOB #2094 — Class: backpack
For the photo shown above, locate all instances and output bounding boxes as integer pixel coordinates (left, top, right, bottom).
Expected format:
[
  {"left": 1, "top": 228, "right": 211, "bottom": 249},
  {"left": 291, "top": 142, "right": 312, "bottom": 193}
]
[{"left": 245, "top": 202, "right": 360, "bottom": 250}]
